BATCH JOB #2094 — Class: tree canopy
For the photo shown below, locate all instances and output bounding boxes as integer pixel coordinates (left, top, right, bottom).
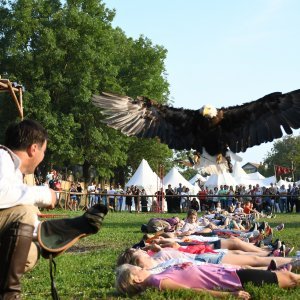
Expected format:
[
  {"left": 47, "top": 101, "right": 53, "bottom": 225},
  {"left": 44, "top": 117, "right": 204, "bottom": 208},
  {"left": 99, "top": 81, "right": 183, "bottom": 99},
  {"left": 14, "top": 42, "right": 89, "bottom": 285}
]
[
  {"left": 262, "top": 135, "right": 300, "bottom": 181},
  {"left": 0, "top": 0, "right": 173, "bottom": 182}
]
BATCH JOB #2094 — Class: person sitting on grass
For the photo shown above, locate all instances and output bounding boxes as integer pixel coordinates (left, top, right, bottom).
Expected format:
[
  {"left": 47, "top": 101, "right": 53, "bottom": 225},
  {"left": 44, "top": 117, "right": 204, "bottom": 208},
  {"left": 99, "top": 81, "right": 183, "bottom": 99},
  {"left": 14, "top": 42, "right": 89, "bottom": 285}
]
[
  {"left": 115, "top": 262, "right": 300, "bottom": 298},
  {"left": 176, "top": 209, "right": 199, "bottom": 236}
]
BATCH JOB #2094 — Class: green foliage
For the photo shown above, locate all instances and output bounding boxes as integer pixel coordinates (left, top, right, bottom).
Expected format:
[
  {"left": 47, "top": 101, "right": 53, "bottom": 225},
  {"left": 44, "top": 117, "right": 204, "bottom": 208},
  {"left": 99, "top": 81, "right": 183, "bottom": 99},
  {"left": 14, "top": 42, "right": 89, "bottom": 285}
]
[
  {"left": 22, "top": 211, "right": 300, "bottom": 299},
  {"left": 126, "top": 137, "right": 173, "bottom": 174},
  {"left": 263, "top": 135, "right": 300, "bottom": 180},
  {"left": 0, "top": 0, "right": 171, "bottom": 181}
]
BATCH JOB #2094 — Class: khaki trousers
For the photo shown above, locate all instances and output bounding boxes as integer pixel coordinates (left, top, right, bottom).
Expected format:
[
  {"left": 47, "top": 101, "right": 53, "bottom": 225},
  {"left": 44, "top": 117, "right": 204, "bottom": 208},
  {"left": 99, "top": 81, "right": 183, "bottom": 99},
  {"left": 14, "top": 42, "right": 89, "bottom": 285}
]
[{"left": 0, "top": 205, "right": 40, "bottom": 272}]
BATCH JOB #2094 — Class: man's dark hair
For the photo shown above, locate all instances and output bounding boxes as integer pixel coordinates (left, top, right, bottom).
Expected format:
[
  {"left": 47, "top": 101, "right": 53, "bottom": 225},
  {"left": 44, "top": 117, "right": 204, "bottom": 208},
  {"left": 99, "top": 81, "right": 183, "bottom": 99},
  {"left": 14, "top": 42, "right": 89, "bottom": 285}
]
[{"left": 4, "top": 119, "right": 48, "bottom": 150}]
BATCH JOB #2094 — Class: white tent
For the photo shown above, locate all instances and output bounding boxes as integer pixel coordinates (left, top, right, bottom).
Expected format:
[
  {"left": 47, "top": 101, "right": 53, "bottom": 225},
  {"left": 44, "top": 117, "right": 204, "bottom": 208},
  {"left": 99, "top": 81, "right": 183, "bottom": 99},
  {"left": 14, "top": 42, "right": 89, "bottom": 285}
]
[
  {"left": 204, "top": 171, "right": 237, "bottom": 188},
  {"left": 247, "top": 171, "right": 265, "bottom": 180},
  {"left": 125, "top": 159, "right": 161, "bottom": 195},
  {"left": 232, "top": 164, "right": 267, "bottom": 186},
  {"left": 277, "top": 179, "right": 292, "bottom": 187},
  {"left": 261, "top": 176, "right": 277, "bottom": 187},
  {"left": 189, "top": 173, "right": 207, "bottom": 185},
  {"left": 232, "top": 161, "right": 248, "bottom": 178},
  {"left": 163, "top": 167, "right": 195, "bottom": 192}
]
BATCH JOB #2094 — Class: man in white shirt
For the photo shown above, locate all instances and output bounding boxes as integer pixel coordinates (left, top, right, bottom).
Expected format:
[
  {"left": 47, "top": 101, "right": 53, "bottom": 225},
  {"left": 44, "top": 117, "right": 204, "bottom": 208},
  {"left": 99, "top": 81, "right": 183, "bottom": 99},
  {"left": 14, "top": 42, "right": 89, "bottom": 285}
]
[
  {"left": 0, "top": 119, "right": 56, "bottom": 299},
  {"left": 279, "top": 184, "right": 287, "bottom": 213},
  {"left": 87, "top": 181, "right": 96, "bottom": 208},
  {"left": 107, "top": 185, "right": 116, "bottom": 211}
]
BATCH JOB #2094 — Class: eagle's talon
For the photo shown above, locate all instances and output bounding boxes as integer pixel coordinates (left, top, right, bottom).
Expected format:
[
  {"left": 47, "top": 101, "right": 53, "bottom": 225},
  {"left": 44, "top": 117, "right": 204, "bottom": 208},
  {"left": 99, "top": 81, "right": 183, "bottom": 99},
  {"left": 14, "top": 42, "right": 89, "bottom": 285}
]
[{"left": 216, "top": 154, "right": 223, "bottom": 164}]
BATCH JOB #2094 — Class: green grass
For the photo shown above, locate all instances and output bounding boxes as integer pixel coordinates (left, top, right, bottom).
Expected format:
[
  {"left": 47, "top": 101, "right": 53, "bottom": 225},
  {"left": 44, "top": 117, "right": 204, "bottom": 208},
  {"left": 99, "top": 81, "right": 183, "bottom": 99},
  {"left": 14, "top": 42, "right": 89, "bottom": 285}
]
[{"left": 22, "top": 211, "right": 300, "bottom": 299}]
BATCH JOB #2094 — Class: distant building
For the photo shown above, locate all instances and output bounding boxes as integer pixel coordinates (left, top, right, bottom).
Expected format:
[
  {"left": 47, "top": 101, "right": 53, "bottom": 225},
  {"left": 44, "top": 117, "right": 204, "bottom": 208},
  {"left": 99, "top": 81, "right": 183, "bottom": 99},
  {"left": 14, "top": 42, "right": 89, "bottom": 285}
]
[{"left": 242, "top": 162, "right": 261, "bottom": 174}]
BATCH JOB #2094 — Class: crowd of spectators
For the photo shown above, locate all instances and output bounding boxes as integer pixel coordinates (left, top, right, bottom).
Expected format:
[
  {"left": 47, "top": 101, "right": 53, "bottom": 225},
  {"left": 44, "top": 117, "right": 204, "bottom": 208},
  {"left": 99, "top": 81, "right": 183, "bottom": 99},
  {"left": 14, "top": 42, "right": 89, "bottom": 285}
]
[
  {"left": 160, "top": 182, "right": 300, "bottom": 214},
  {"left": 36, "top": 170, "right": 300, "bottom": 214}
]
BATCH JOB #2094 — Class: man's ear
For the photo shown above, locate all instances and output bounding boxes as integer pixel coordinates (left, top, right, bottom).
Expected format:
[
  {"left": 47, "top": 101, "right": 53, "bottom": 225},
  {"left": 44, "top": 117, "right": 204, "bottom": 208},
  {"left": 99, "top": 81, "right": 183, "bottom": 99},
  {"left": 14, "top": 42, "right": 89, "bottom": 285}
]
[{"left": 27, "top": 143, "right": 38, "bottom": 157}]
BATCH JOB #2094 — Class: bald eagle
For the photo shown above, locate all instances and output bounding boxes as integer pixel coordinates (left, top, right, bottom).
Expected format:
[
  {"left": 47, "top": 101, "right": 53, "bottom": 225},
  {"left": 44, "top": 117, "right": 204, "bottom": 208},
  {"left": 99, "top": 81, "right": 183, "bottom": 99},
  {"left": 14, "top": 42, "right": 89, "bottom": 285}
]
[{"left": 92, "top": 90, "right": 300, "bottom": 173}]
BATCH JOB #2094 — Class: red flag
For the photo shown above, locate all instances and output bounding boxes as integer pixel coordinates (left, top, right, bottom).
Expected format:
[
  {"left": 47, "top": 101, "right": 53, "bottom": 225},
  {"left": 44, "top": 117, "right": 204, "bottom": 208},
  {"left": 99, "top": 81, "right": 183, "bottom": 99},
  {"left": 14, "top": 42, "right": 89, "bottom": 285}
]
[{"left": 275, "top": 165, "right": 293, "bottom": 175}]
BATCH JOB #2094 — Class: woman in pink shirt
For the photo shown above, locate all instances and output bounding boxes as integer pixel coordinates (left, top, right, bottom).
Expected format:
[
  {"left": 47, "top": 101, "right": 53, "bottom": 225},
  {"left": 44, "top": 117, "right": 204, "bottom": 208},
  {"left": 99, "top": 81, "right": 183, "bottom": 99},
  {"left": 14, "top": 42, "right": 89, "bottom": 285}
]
[{"left": 116, "top": 262, "right": 300, "bottom": 298}]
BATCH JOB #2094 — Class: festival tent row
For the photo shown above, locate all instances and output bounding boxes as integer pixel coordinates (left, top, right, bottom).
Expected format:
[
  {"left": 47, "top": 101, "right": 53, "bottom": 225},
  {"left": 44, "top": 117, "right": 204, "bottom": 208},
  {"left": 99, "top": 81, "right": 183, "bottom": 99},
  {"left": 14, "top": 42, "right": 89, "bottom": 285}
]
[
  {"left": 125, "top": 160, "right": 200, "bottom": 194},
  {"left": 125, "top": 160, "right": 199, "bottom": 211},
  {"left": 196, "top": 162, "right": 286, "bottom": 189},
  {"left": 124, "top": 159, "right": 293, "bottom": 210}
]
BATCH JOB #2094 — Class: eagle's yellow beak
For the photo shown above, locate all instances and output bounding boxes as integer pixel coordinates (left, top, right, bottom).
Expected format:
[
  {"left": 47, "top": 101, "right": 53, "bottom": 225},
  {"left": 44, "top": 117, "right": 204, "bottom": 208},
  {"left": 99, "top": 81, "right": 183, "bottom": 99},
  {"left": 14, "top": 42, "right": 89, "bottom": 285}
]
[{"left": 203, "top": 106, "right": 210, "bottom": 117}]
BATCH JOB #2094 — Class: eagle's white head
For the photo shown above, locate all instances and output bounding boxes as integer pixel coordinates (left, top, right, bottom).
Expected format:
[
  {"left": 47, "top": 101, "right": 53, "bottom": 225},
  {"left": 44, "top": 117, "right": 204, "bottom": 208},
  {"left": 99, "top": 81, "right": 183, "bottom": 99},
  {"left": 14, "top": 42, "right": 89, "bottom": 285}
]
[{"left": 200, "top": 105, "right": 218, "bottom": 118}]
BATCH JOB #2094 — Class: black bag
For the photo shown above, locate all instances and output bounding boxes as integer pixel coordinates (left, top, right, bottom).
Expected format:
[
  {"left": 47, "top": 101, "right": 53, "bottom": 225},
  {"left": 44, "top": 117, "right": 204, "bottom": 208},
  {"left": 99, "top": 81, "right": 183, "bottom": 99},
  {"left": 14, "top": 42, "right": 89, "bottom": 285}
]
[{"left": 37, "top": 204, "right": 108, "bottom": 299}]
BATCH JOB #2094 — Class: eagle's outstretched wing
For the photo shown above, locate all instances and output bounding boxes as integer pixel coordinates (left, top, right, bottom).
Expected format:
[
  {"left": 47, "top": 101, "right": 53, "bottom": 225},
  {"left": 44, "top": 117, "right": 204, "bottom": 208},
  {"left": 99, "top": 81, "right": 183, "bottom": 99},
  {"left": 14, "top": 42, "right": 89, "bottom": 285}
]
[
  {"left": 93, "top": 89, "right": 300, "bottom": 155},
  {"left": 220, "top": 89, "right": 300, "bottom": 153},
  {"left": 92, "top": 92, "right": 208, "bottom": 151}
]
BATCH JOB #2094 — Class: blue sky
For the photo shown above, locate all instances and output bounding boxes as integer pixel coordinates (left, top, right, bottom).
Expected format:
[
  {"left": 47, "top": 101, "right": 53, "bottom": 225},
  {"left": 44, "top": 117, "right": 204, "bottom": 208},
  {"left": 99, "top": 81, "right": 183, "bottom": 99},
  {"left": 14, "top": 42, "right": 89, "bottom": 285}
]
[{"left": 104, "top": 0, "right": 300, "bottom": 165}]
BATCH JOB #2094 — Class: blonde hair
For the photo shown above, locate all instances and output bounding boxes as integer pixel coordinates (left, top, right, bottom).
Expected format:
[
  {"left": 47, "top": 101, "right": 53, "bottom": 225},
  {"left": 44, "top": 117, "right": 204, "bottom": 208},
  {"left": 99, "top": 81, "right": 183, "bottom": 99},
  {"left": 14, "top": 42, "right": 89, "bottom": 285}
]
[{"left": 115, "top": 264, "right": 145, "bottom": 296}]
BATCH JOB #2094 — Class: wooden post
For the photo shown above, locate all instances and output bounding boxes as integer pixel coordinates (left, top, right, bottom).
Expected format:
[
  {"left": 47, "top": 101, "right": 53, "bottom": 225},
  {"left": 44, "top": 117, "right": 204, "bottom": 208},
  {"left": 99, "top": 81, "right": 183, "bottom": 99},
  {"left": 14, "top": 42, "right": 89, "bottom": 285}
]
[{"left": 0, "top": 77, "right": 24, "bottom": 119}]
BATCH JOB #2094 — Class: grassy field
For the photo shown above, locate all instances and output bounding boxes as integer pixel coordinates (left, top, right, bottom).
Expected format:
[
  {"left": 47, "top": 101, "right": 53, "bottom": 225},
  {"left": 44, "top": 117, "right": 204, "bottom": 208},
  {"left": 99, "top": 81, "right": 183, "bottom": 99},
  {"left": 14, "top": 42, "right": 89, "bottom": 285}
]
[{"left": 22, "top": 211, "right": 300, "bottom": 299}]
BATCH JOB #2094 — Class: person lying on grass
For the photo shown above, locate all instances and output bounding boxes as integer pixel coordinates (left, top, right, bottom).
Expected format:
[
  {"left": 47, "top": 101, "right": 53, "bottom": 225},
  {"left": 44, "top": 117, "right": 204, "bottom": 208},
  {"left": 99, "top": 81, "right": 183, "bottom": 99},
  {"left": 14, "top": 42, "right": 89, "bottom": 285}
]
[
  {"left": 117, "top": 247, "right": 297, "bottom": 271},
  {"left": 166, "top": 211, "right": 261, "bottom": 240},
  {"left": 115, "top": 262, "right": 300, "bottom": 298},
  {"left": 144, "top": 234, "right": 273, "bottom": 255}
]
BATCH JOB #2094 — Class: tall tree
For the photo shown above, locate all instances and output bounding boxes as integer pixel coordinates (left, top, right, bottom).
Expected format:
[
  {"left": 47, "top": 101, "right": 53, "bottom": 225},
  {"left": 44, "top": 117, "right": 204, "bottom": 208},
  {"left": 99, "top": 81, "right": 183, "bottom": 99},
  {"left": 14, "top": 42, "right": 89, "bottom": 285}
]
[{"left": 0, "top": 0, "right": 172, "bottom": 181}]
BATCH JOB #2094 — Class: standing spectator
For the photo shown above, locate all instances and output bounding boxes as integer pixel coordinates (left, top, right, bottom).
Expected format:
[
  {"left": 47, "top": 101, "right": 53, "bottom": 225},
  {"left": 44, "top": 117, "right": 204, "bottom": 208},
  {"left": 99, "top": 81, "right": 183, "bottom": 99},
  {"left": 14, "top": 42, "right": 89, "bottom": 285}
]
[
  {"left": 245, "top": 184, "right": 254, "bottom": 202},
  {"left": 227, "top": 186, "right": 235, "bottom": 207},
  {"left": 69, "top": 183, "right": 78, "bottom": 211},
  {"left": 117, "top": 184, "right": 124, "bottom": 212},
  {"left": 240, "top": 186, "right": 247, "bottom": 202},
  {"left": 206, "top": 189, "right": 214, "bottom": 210},
  {"left": 234, "top": 185, "right": 241, "bottom": 203},
  {"left": 125, "top": 186, "right": 132, "bottom": 212},
  {"left": 269, "top": 183, "right": 277, "bottom": 213},
  {"left": 154, "top": 188, "right": 165, "bottom": 212},
  {"left": 180, "top": 187, "right": 189, "bottom": 212},
  {"left": 176, "top": 183, "right": 183, "bottom": 211},
  {"left": 87, "top": 181, "right": 96, "bottom": 208},
  {"left": 108, "top": 185, "right": 116, "bottom": 211},
  {"left": 176, "top": 183, "right": 183, "bottom": 195},
  {"left": 218, "top": 185, "right": 227, "bottom": 209},
  {"left": 95, "top": 183, "right": 102, "bottom": 204},
  {"left": 140, "top": 189, "right": 148, "bottom": 212},
  {"left": 254, "top": 185, "right": 263, "bottom": 212},
  {"left": 132, "top": 186, "right": 140, "bottom": 213},
  {"left": 76, "top": 182, "right": 83, "bottom": 207},
  {"left": 279, "top": 184, "right": 287, "bottom": 213},
  {"left": 212, "top": 186, "right": 219, "bottom": 209},
  {"left": 295, "top": 185, "right": 300, "bottom": 213},
  {"left": 197, "top": 186, "right": 207, "bottom": 211},
  {"left": 290, "top": 183, "right": 297, "bottom": 213},
  {"left": 165, "top": 184, "right": 176, "bottom": 213},
  {"left": 102, "top": 186, "right": 108, "bottom": 207}
]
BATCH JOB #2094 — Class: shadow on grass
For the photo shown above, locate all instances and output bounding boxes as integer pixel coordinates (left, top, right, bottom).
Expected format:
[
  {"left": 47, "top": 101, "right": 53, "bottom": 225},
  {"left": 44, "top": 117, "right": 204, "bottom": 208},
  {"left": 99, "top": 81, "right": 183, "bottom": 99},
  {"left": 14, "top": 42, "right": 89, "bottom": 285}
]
[{"left": 67, "top": 244, "right": 106, "bottom": 253}]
